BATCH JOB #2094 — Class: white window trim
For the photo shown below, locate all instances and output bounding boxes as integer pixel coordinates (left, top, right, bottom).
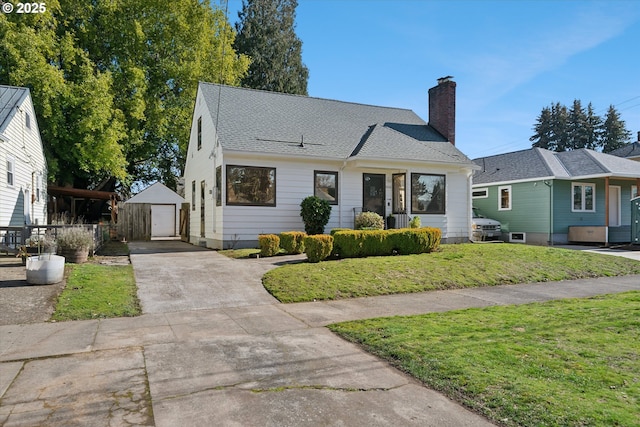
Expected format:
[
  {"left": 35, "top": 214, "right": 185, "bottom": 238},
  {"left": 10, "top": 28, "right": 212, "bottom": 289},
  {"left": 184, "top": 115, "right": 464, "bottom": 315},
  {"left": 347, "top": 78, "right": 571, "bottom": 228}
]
[
  {"left": 472, "top": 188, "right": 488, "bottom": 199},
  {"left": 498, "top": 185, "right": 512, "bottom": 211},
  {"left": 632, "top": 185, "right": 638, "bottom": 200},
  {"left": 572, "top": 182, "right": 596, "bottom": 212},
  {"left": 6, "top": 156, "right": 15, "bottom": 187}
]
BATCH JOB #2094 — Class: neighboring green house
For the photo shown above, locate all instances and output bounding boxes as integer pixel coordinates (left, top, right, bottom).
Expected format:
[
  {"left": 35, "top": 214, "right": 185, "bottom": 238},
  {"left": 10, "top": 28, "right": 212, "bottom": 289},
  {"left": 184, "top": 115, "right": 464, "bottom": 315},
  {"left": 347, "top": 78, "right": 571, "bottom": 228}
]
[{"left": 472, "top": 148, "right": 640, "bottom": 245}]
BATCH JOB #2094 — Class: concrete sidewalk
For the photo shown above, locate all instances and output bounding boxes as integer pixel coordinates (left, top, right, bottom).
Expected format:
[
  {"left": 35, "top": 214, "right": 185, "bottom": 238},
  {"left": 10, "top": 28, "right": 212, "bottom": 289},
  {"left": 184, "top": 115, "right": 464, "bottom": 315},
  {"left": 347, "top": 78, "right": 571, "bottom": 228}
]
[{"left": 1, "top": 241, "right": 639, "bottom": 426}]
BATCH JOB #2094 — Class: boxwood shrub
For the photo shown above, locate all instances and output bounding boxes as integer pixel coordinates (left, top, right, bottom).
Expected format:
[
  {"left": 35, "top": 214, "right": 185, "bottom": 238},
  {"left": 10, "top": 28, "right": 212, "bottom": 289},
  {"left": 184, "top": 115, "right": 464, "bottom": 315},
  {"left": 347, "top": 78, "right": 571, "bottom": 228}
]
[
  {"left": 258, "top": 234, "right": 280, "bottom": 257},
  {"left": 332, "top": 227, "right": 440, "bottom": 258},
  {"left": 279, "top": 231, "right": 307, "bottom": 254},
  {"left": 304, "top": 234, "right": 334, "bottom": 263}
]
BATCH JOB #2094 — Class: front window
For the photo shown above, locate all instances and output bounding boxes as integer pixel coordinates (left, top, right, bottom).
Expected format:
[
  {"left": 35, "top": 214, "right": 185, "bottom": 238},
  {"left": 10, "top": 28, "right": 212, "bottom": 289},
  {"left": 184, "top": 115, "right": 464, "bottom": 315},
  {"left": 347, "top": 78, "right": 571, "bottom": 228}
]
[
  {"left": 498, "top": 186, "right": 511, "bottom": 210},
  {"left": 472, "top": 188, "right": 488, "bottom": 198},
  {"left": 314, "top": 171, "right": 338, "bottom": 204},
  {"left": 197, "top": 117, "right": 202, "bottom": 150},
  {"left": 6, "top": 157, "right": 14, "bottom": 186},
  {"left": 572, "top": 183, "right": 595, "bottom": 212},
  {"left": 411, "top": 173, "right": 445, "bottom": 214},
  {"left": 191, "top": 180, "right": 196, "bottom": 211},
  {"left": 215, "top": 166, "right": 222, "bottom": 206},
  {"left": 226, "top": 165, "right": 276, "bottom": 206},
  {"left": 393, "top": 173, "right": 406, "bottom": 213}
]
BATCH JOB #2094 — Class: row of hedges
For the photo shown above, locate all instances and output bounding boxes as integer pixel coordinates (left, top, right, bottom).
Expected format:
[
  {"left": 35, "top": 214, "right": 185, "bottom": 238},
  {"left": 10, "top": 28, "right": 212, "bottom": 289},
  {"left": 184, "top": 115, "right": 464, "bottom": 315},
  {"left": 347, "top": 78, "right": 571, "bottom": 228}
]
[
  {"left": 331, "top": 227, "right": 441, "bottom": 258},
  {"left": 259, "top": 227, "right": 441, "bottom": 262},
  {"left": 259, "top": 231, "right": 307, "bottom": 257}
]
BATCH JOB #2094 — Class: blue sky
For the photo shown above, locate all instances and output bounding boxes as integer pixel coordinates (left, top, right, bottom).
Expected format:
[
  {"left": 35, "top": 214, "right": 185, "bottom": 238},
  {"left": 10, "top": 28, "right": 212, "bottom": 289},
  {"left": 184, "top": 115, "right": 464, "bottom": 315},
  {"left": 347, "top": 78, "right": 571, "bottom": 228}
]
[{"left": 223, "top": 0, "right": 640, "bottom": 160}]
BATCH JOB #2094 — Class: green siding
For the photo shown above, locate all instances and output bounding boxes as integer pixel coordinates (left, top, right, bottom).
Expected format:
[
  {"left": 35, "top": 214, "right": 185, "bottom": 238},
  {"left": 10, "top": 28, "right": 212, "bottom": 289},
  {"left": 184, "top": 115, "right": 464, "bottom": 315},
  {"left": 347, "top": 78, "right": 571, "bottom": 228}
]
[
  {"left": 473, "top": 181, "right": 551, "bottom": 234},
  {"left": 474, "top": 178, "right": 637, "bottom": 243}
]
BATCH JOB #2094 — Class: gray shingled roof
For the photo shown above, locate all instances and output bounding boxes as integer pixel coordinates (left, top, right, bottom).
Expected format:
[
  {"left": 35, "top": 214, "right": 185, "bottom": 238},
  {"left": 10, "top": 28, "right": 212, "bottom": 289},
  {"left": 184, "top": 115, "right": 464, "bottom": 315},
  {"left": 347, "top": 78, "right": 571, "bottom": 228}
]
[
  {"left": 473, "top": 147, "right": 640, "bottom": 184},
  {"left": 609, "top": 142, "right": 640, "bottom": 160},
  {"left": 199, "top": 83, "right": 473, "bottom": 166},
  {"left": 0, "top": 85, "right": 29, "bottom": 134}
]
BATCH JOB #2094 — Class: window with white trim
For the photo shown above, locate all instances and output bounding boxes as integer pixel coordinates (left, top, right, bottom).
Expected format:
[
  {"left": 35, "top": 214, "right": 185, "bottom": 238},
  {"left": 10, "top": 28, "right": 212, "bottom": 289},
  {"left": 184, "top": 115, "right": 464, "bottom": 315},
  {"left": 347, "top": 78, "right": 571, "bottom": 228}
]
[
  {"left": 6, "top": 156, "right": 15, "bottom": 186},
  {"left": 572, "top": 183, "right": 595, "bottom": 212},
  {"left": 498, "top": 185, "right": 511, "bottom": 210},
  {"left": 472, "top": 188, "right": 488, "bottom": 199},
  {"left": 632, "top": 185, "right": 638, "bottom": 199}
]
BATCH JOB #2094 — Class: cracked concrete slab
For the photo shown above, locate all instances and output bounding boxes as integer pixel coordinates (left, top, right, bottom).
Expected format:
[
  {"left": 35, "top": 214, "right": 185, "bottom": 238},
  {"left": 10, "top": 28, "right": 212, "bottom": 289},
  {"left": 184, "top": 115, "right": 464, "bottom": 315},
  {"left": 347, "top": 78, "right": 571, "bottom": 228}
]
[
  {"left": 0, "top": 348, "right": 153, "bottom": 426},
  {"left": 151, "top": 384, "right": 493, "bottom": 427}
]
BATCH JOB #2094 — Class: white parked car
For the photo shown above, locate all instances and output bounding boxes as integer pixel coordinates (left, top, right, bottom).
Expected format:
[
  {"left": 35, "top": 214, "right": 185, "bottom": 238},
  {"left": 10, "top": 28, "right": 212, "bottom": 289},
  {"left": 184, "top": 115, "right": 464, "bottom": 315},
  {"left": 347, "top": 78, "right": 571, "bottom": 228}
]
[{"left": 472, "top": 208, "right": 502, "bottom": 242}]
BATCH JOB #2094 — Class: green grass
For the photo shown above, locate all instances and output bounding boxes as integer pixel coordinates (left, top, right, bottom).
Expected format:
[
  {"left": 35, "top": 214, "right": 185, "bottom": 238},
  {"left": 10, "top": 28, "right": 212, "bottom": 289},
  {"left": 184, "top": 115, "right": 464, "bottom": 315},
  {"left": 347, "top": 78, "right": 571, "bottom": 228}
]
[
  {"left": 263, "top": 244, "right": 640, "bottom": 302},
  {"left": 329, "top": 291, "right": 640, "bottom": 427},
  {"left": 52, "top": 263, "right": 140, "bottom": 321},
  {"left": 218, "top": 248, "right": 261, "bottom": 259}
]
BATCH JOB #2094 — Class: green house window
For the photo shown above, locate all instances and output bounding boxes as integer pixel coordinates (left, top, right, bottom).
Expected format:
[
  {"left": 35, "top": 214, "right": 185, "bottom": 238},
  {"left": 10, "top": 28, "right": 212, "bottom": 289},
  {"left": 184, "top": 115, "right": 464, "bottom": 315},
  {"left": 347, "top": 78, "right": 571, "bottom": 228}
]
[{"left": 572, "top": 183, "right": 595, "bottom": 212}]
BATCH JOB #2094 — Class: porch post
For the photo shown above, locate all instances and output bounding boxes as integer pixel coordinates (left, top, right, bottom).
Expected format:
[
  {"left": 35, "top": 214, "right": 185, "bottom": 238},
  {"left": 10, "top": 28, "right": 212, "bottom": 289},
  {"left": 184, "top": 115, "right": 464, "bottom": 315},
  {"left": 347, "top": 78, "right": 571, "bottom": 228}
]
[{"left": 604, "top": 177, "right": 610, "bottom": 246}]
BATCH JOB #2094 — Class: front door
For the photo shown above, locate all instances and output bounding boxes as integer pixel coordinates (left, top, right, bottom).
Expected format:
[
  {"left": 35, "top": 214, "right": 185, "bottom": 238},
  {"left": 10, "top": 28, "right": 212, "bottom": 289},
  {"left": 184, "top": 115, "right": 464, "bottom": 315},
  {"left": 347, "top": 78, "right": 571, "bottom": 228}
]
[
  {"left": 363, "top": 173, "right": 385, "bottom": 217},
  {"left": 609, "top": 186, "right": 621, "bottom": 227}
]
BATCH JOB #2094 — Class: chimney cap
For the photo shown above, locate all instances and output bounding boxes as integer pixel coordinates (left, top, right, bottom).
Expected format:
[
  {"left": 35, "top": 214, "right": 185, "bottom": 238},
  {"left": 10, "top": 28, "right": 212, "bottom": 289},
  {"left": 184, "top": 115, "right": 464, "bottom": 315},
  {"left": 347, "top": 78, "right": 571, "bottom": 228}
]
[{"left": 437, "top": 76, "right": 454, "bottom": 84}]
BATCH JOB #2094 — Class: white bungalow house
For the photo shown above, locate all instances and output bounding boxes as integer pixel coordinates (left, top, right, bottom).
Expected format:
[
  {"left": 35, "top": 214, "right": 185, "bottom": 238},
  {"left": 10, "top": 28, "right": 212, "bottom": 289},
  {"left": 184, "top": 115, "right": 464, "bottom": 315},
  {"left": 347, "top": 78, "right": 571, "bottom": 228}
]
[
  {"left": 0, "top": 86, "right": 47, "bottom": 229},
  {"left": 183, "top": 78, "right": 478, "bottom": 249}
]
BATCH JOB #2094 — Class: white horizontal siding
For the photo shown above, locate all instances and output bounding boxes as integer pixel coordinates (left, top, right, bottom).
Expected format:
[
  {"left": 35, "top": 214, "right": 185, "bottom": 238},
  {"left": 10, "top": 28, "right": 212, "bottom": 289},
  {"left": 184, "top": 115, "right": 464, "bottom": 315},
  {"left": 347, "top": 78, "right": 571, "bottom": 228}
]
[{"left": 0, "top": 95, "right": 47, "bottom": 227}]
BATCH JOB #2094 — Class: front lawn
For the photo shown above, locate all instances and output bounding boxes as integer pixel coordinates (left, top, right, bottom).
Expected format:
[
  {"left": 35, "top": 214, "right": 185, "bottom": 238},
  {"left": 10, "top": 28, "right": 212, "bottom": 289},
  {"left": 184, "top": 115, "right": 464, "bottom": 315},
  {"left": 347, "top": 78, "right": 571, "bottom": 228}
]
[
  {"left": 263, "top": 244, "right": 640, "bottom": 303},
  {"left": 329, "top": 291, "right": 640, "bottom": 427}
]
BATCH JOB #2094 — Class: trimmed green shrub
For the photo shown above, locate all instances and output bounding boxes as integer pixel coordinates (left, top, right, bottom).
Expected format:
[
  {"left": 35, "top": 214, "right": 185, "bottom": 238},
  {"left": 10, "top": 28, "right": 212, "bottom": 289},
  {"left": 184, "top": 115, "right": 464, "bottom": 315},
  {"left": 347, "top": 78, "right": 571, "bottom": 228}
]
[
  {"left": 330, "top": 228, "right": 350, "bottom": 236},
  {"left": 409, "top": 216, "right": 421, "bottom": 228},
  {"left": 279, "top": 231, "right": 307, "bottom": 254},
  {"left": 300, "top": 196, "right": 332, "bottom": 235},
  {"left": 332, "top": 227, "right": 440, "bottom": 258},
  {"left": 258, "top": 234, "right": 280, "bottom": 257},
  {"left": 355, "top": 211, "right": 384, "bottom": 230},
  {"left": 304, "top": 234, "right": 334, "bottom": 263}
]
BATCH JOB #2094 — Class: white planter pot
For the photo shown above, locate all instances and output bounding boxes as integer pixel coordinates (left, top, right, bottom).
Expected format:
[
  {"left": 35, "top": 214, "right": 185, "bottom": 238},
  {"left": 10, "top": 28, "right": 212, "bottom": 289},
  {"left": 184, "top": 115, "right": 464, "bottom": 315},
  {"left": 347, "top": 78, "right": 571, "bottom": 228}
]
[{"left": 26, "top": 254, "right": 66, "bottom": 285}]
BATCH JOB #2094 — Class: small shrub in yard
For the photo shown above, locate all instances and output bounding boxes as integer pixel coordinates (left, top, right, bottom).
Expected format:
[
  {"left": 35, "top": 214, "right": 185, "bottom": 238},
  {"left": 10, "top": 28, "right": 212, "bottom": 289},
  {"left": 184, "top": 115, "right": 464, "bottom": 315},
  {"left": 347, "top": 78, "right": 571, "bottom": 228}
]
[
  {"left": 279, "top": 231, "right": 306, "bottom": 254},
  {"left": 300, "top": 196, "right": 332, "bottom": 234},
  {"left": 57, "top": 227, "right": 94, "bottom": 251},
  {"left": 304, "top": 234, "right": 333, "bottom": 263},
  {"left": 355, "top": 211, "right": 384, "bottom": 230},
  {"left": 258, "top": 234, "right": 280, "bottom": 257},
  {"left": 409, "top": 216, "right": 421, "bottom": 228}
]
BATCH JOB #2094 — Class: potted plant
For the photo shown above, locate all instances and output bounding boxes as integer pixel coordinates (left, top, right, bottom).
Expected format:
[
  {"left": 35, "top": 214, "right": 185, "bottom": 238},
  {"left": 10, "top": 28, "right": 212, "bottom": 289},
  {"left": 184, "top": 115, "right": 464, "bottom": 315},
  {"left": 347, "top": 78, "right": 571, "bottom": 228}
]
[
  {"left": 56, "top": 227, "right": 94, "bottom": 263},
  {"left": 26, "top": 253, "right": 66, "bottom": 285}
]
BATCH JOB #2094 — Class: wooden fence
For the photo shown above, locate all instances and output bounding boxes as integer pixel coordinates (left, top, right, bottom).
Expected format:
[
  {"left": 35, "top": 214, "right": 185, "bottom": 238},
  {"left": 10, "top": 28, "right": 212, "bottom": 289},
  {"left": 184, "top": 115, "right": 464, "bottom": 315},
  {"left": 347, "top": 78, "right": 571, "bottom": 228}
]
[{"left": 117, "top": 203, "right": 151, "bottom": 241}]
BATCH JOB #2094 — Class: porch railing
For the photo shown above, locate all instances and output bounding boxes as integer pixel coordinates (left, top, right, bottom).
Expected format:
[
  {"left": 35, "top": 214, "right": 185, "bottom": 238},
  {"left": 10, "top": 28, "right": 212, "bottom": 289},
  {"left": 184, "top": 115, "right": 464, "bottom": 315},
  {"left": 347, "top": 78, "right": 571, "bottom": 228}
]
[{"left": 0, "top": 224, "right": 107, "bottom": 255}]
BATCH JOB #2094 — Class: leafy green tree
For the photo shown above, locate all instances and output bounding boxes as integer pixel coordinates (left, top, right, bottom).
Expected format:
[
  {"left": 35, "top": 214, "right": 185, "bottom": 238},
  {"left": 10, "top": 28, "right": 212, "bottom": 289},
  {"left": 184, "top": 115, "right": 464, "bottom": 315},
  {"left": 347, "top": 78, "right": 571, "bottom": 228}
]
[
  {"left": 234, "top": 0, "right": 309, "bottom": 95},
  {"left": 0, "top": 0, "right": 250, "bottom": 191},
  {"left": 601, "top": 105, "right": 632, "bottom": 153}
]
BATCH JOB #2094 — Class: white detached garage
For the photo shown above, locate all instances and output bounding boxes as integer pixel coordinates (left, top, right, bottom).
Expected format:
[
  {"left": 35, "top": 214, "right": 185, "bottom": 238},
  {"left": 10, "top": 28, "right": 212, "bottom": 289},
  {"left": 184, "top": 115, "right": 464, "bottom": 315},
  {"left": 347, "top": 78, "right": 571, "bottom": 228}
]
[{"left": 121, "top": 183, "right": 185, "bottom": 239}]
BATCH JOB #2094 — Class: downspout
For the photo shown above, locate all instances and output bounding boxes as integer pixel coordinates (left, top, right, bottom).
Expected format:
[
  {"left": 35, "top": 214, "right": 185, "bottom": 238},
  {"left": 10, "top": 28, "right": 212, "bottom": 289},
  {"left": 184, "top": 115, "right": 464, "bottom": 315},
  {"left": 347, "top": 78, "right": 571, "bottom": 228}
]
[
  {"left": 605, "top": 177, "right": 610, "bottom": 246},
  {"left": 467, "top": 169, "right": 473, "bottom": 242},
  {"left": 338, "top": 160, "right": 347, "bottom": 228},
  {"left": 544, "top": 180, "right": 553, "bottom": 246}
]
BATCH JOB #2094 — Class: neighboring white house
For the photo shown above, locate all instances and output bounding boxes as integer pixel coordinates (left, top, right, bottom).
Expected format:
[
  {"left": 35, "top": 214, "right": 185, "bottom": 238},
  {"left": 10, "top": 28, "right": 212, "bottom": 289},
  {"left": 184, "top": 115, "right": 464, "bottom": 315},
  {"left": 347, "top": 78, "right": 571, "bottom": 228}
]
[
  {"left": 183, "top": 78, "right": 478, "bottom": 249},
  {"left": 124, "top": 182, "right": 185, "bottom": 238},
  {"left": 0, "top": 86, "right": 47, "bottom": 229}
]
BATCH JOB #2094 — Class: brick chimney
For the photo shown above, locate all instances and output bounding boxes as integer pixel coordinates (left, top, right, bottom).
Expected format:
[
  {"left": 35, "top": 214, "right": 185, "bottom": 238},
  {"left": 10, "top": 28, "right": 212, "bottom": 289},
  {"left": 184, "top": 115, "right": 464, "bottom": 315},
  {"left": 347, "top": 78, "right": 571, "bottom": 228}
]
[{"left": 428, "top": 76, "right": 456, "bottom": 145}]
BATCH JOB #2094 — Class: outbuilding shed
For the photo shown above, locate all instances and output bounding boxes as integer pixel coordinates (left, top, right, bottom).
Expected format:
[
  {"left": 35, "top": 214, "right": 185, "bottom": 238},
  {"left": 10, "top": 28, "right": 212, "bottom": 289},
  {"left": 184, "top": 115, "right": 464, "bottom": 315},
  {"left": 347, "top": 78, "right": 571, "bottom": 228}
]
[{"left": 119, "top": 183, "right": 185, "bottom": 240}]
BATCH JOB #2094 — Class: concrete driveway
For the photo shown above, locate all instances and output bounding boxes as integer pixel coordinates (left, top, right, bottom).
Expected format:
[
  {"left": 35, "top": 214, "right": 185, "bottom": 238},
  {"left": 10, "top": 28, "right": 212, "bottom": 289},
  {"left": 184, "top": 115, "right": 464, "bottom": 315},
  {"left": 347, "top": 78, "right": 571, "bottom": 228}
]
[{"left": 2, "top": 240, "right": 639, "bottom": 426}]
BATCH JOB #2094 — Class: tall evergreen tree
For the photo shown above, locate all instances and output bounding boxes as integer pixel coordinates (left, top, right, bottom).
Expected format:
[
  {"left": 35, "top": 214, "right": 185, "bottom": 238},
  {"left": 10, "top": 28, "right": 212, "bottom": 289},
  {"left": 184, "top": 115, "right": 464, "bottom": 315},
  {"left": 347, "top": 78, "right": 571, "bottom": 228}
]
[
  {"left": 567, "top": 99, "right": 588, "bottom": 150},
  {"left": 234, "top": 0, "right": 309, "bottom": 95},
  {"left": 530, "top": 107, "right": 553, "bottom": 150},
  {"left": 583, "top": 102, "right": 602, "bottom": 150},
  {"left": 601, "top": 105, "right": 632, "bottom": 153},
  {"left": 551, "top": 102, "right": 570, "bottom": 152}
]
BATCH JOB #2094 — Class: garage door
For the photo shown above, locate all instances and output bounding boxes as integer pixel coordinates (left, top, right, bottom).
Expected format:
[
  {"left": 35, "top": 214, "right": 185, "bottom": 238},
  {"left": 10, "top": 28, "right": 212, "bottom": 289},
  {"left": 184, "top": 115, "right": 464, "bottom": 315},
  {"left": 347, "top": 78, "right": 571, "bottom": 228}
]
[{"left": 151, "top": 205, "right": 176, "bottom": 237}]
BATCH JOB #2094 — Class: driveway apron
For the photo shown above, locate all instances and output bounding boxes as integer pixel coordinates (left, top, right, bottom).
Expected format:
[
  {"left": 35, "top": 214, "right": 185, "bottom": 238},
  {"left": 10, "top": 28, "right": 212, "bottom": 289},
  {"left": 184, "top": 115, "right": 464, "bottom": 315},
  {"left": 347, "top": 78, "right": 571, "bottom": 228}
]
[{"left": 129, "top": 241, "right": 494, "bottom": 426}]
